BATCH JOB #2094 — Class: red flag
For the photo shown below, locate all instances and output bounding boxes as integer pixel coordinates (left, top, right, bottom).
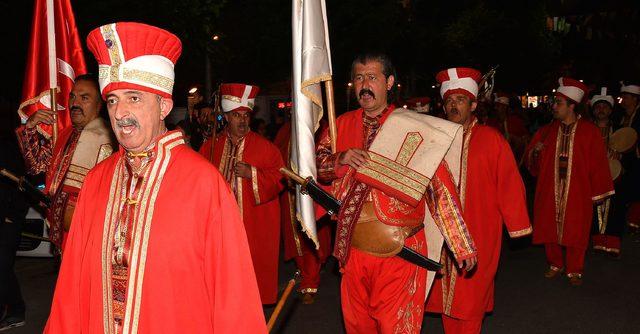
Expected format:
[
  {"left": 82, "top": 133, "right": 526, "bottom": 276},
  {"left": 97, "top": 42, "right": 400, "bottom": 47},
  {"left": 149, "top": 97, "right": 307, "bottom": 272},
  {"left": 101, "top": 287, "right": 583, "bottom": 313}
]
[{"left": 17, "top": 0, "right": 86, "bottom": 140}]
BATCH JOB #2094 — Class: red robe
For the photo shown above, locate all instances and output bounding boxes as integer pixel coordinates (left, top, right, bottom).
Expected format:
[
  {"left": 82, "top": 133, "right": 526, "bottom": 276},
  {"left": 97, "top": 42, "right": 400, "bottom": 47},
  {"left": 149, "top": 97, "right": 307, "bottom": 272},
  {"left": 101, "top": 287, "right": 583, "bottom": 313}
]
[
  {"left": 274, "top": 122, "right": 331, "bottom": 261},
  {"left": 44, "top": 131, "right": 267, "bottom": 333},
  {"left": 427, "top": 119, "right": 532, "bottom": 319},
  {"left": 200, "top": 131, "right": 284, "bottom": 304},
  {"left": 525, "top": 119, "right": 614, "bottom": 249}
]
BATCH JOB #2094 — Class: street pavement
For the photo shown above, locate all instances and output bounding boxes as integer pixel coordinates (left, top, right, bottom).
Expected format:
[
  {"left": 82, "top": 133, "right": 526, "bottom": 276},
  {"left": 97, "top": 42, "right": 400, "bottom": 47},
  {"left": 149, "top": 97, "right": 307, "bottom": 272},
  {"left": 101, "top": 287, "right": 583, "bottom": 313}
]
[{"left": 10, "top": 231, "right": 640, "bottom": 333}]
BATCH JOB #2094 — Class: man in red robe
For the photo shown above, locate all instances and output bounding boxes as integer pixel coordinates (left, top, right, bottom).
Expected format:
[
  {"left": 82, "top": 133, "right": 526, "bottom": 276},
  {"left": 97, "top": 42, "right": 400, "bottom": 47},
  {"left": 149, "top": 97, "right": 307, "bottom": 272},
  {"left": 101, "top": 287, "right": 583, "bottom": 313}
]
[
  {"left": 426, "top": 68, "right": 532, "bottom": 333},
  {"left": 588, "top": 88, "right": 623, "bottom": 255},
  {"left": 274, "top": 117, "right": 333, "bottom": 304},
  {"left": 317, "top": 53, "right": 477, "bottom": 333},
  {"left": 525, "top": 78, "right": 614, "bottom": 286},
  {"left": 199, "top": 83, "right": 284, "bottom": 304},
  {"left": 45, "top": 22, "right": 267, "bottom": 333},
  {"left": 617, "top": 82, "right": 640, "bottom": 231},
  {"left": 16, "top": 74, "right": 115, "bottom": 251},
  {"left": 486, "top": 92, "right": 530, "bottom": 160}
]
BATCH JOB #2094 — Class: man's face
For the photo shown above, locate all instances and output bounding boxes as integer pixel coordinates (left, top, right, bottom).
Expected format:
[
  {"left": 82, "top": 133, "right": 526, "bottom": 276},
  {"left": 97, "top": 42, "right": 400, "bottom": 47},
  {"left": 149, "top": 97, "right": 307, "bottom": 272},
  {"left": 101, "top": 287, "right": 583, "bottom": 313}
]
[
  {"left": 105, "top": 89, "right": 173, "bottom": 153},
  {"left": 593, "top": 101, "right": 612, "bottom": 121},
  {"left": 352, "top": 61, "right": 394, "bottom": 115},
  {"left": 444, "top": 93, "right": 477, "bottom": 127},
  {"left": 552, "top": 96, "right": 574, "bottom": 121},
  {"left": 225, "top": 109, "right": 251, "bottom": 138},
  {"left": 620, "top": 93, "right": 639, "bottom": 113},
  {"left": 69, "top": 80, "right": 102, "bottom": 129}
]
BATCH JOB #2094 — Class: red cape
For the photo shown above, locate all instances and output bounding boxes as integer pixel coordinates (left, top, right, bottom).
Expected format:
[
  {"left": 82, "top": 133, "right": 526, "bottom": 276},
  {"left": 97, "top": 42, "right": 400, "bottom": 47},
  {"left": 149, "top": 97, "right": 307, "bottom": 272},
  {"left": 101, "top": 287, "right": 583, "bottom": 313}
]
[
  {"left": 427, "top": 122, "right": 531, "bottom": 319},
  {"left": 200, "top": 131, "right": 284, "bottom": 304},
  {"left": 45, "top": 133, "right": 267, "bottom": 333},
  {"left": 526, "top": 119, "right": 614, "bottom": 248}
]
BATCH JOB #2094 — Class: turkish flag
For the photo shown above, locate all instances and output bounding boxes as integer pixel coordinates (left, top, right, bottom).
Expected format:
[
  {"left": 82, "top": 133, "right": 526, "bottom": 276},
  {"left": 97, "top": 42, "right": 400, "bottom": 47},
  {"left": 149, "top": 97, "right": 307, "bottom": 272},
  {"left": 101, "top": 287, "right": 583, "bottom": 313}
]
[{"left": 17, "top": 0, "right": 86, "bottom": 140}]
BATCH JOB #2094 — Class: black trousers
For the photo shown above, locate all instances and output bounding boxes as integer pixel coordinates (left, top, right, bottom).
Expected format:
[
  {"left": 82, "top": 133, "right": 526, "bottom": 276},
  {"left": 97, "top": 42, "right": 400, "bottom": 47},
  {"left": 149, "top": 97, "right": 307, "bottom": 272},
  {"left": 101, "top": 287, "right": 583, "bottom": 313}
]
[{"left": 0, "top": 219, "right": 25, "bottom": 318}]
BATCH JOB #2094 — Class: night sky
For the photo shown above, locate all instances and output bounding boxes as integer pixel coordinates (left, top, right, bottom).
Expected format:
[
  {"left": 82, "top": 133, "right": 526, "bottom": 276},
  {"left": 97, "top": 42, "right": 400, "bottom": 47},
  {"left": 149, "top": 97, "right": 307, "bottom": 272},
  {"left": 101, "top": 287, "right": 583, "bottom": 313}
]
[{"left": 1, "top": 0, "right": 639, "bottom": 115}]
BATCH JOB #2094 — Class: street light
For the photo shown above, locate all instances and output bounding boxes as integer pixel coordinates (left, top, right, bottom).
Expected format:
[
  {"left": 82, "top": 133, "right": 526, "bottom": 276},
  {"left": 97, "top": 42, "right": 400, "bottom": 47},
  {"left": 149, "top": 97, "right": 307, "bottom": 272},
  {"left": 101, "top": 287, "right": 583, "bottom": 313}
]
[
  {"left": 347, "top": 82, "right": 352, "bottom": 87},
  {"left": 189, "top": 87, "right": 198, "bottom": 94},
  {"left": 212, "top": 34, "right": 220, "bottom": 41}
]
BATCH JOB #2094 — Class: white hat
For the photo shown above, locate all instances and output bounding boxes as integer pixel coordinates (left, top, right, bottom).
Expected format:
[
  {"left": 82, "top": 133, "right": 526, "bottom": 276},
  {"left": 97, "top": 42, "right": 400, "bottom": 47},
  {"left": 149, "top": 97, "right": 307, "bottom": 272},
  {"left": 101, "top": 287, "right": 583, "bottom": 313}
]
[{"left": 590, "top": 87, "right": 614, "bottom": 106}]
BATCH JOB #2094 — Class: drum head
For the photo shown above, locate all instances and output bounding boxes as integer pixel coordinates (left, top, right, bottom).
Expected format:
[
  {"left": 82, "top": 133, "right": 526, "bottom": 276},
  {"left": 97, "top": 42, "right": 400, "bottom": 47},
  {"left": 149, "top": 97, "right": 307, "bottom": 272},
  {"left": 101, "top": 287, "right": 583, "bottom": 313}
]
[
  {"left": 609, "top": 127, "right": 638, "bottom": 153},
  {"left": 609, "top": 159, "right": 622, "bottom": 180}
]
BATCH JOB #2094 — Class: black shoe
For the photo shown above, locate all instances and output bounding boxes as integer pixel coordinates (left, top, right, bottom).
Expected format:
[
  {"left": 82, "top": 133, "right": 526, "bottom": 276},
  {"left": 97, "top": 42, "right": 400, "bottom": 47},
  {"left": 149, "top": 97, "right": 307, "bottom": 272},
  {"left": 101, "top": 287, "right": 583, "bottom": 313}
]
[{"left": 0, "top": 317, "right": 26, "bottom": 331}]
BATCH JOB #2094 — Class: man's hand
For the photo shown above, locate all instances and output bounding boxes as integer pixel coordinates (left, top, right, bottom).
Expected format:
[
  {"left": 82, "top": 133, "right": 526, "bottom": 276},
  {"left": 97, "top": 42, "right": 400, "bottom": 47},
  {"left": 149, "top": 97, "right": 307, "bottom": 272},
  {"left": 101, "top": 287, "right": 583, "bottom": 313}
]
[
  {"left": 234, "top": 161, "right": 253, "bottom": 179},
  {"left": 338, "top": 148, "right": 369, "bottom": 169},
  {"left": 458, "top": 255, "right": 478, "bottom": 272},
  {"left": 26, "top": 109, "right": 56, "bottom": 129}
]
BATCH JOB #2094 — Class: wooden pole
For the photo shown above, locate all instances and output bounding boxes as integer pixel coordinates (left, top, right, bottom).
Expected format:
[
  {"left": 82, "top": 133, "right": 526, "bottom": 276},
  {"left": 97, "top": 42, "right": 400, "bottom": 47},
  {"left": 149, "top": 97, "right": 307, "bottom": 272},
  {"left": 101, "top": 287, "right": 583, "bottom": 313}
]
[
  {"left": 324, "top": 79, "right": 338, "bottom": 154},
  {"left": 46, "top": 0, "right": 58, "bottom": 145},
  {"left": 50, "top": 88, "right": 58, "bottom": 145},
  {"left": 266, "top": 278, "right": 296, "bottom": 332},
  {"left": 209, "top": 85, "right": 221, "bottom": 162},
  {"left": 0, "top": 168, "right": 20, "bottom": 183},
  {"left": 279, "top": 167, "right": 306, "bottom": 185}
]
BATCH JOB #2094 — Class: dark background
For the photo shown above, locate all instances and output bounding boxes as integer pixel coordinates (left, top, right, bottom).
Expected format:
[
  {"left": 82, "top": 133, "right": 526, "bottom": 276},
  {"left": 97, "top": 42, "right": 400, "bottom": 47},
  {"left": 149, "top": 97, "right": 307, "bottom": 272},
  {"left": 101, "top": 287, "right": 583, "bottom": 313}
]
[{"left": 1, "top": 0, "right": 639, "bottom": 115}]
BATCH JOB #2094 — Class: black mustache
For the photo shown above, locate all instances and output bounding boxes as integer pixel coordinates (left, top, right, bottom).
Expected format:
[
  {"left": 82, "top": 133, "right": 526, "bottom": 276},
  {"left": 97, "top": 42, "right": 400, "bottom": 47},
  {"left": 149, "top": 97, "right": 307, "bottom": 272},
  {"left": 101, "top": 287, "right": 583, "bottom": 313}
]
[
  {"left": 116, "top": 118, "right": 139, "bottom": 128},
  {"left": 359, "top": 89, "right": 375, "bottom": 99},
  {"left": 70, "top": 106, "right": 83, "bottom": 114}
]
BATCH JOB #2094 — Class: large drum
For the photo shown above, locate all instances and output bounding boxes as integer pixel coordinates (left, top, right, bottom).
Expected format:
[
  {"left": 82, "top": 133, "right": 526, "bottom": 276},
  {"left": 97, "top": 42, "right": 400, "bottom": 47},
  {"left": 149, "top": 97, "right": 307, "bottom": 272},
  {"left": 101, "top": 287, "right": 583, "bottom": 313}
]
[{"left": 609, "top": 127, "right": 638, "bottom": 153}]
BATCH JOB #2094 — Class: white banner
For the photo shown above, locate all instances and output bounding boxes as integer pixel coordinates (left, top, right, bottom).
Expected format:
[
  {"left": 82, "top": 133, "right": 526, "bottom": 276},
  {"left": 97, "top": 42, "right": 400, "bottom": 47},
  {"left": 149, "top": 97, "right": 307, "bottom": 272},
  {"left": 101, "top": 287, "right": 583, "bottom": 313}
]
[{"left": 291, "top": 0, "right": 332, "bottom": 248}]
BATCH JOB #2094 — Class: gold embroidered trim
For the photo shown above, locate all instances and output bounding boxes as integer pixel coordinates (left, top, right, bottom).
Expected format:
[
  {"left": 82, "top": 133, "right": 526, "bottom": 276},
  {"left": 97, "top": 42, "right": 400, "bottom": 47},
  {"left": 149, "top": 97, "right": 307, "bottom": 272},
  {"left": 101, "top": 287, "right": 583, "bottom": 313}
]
[
  {"left": 102, "top": 159, "right": 125, "bottom": 334},
  {"left": 236, "top": 139, "right": 245, "bottom": 216},
  {"left": 395, "top": 132, "right": 423, "bottom": 166},
  {"left": 554, "top": 122, "right": 577, "bottom": 243},
  {"left": 122, "top": 68, "right": 173, "bottom": 91},
  {"left": 369, "top": 152, "right": 430, "bottom": 187},
  {"left": 63, "top": 169, "right": 85, "bottom": 189},
  {"left": 288, "top": 191, "right": 303, "bottom": 256},
  {"left": 459, "top": 119, "right": 477, "bottom": 207},
  {"left": 359, "top": 167, "right": 424, "bottom": 202},
  {"left": 68, "top": 164, "right": 90, "bottom": 175},
  {"left": 300, "top": 288, "right": 318, "bottom": 294},
  {"left": 100, "top": 24, "right": 123, "bottom": 85},
  {"left": 370, "top": 190, "right": 422, "bottom": 226},
  {"left": 222, "top": 95, "right": 241, "bottom": 103},
  {"left": 442, "top": 251, "right": 457, "bottom": 315},
  {"left": 130, "top": 138, "right": 182, "bottom": 333},
  {"left": 251, "top": 166, "right": 261, "bottom": 205},
  {"left": 101, "top": 133, "right": 184, "bottom": 334},
  {"left": 509, "top": 226, "right": 533, "bottom": 238},
  {"left": 98, "top": 144, "right": 114, "bottom": 163},
  {"left": 592, "top": 190, "right": 615, "bottom": 202},
  {"left": 593, "top": 245, "right": 620, "bottom": 254},
  {"left": 218, "top": 137, "right": 231, "bottom": 179},
  {"left": 596, "top": 198, "right": 611, "bottom": 233},
  {"left": 301, "top": 73, "right": 332, "bottom": 109}
]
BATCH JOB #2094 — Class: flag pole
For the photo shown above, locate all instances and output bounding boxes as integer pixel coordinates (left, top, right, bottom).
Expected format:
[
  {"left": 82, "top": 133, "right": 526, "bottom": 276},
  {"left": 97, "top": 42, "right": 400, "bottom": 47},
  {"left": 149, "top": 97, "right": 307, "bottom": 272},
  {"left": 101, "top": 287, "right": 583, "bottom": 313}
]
[
  {"left": 209, "top": 84, "right": 222, "bottom": 163},
  {"left": 46, "top": 0, "right": 58, "bottom": 144},
  {"left": 324, "top": 80, "right": 337, "bottom": 154}
]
